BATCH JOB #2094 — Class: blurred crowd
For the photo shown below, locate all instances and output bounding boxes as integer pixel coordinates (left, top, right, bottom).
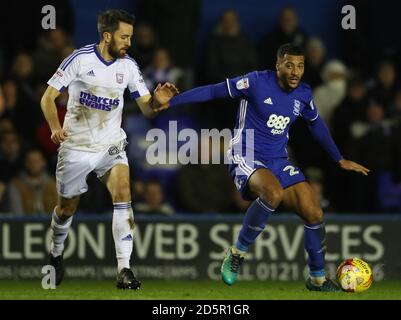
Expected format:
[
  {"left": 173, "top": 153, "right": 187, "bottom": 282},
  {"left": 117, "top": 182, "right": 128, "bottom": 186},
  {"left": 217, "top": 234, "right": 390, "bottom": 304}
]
[{"left": 0, "top": 1, "right": 401, "bottom": 215}]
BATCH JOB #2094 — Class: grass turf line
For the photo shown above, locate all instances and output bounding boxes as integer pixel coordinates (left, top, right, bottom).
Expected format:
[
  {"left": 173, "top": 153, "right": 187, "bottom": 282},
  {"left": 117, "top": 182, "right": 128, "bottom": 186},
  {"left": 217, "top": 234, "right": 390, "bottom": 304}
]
[{"left": 0, "top": 280, "right": 400, "bottom": 300}]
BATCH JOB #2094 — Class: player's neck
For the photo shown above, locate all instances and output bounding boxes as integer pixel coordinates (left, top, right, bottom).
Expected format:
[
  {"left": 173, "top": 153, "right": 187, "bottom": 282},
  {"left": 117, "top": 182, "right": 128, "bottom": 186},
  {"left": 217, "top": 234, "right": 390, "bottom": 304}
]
[
  {"left": 97, "top": 42, "right": 115, "bottom": 62},
  {"left": 276, "top": 72, "right": 294, "bottom": 93}
]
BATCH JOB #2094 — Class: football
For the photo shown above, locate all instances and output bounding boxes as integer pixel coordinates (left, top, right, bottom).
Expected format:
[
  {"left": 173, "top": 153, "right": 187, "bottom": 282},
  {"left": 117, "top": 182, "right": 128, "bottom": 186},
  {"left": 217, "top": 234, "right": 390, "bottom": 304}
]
[{"left": 336, "top": 258, "right": 373, "bottom": 292}]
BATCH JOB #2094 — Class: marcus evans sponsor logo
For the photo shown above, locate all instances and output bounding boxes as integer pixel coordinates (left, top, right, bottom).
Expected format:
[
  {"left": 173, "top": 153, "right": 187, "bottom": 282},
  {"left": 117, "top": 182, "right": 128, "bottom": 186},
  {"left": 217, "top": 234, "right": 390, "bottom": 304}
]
[{"left": 79, "top": 91, "right": 119, "bottom": 111}]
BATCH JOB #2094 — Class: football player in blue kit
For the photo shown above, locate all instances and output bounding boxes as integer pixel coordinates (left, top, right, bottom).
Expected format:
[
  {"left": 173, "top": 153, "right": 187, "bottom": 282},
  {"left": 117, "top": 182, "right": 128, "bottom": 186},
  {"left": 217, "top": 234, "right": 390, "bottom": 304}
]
[{"left": 157, "top": 43, "right": 369, "bottom": 291}]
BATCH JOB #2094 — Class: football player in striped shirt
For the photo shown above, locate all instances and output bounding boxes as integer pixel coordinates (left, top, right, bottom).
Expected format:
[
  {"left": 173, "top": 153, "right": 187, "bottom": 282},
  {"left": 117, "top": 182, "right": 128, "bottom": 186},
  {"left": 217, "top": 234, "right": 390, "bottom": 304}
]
[{"left": 41, "top": 9, "right": 178, "bottom": 289}]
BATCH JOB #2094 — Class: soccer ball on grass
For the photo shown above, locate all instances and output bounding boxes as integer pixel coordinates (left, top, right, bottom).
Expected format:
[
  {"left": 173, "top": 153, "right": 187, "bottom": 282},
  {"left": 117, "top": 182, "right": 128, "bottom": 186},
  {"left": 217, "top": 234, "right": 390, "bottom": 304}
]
[{"left": 336, "top": 258, "right": 373, "bottom": 292}]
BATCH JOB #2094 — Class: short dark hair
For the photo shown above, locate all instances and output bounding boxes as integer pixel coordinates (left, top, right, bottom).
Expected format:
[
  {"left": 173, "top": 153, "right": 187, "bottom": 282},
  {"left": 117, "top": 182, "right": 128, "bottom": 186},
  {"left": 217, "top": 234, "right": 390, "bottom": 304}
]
[
  {"left": 277, "top": 43, "right": 304, "bottom": 61},
  {"left": 97, "top": 9, "right": 135, "bottom": 39}
]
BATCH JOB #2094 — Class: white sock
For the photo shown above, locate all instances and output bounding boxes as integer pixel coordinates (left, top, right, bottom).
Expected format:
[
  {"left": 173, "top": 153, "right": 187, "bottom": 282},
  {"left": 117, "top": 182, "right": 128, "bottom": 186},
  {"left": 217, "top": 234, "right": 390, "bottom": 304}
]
[
  {"left": 112, "top": 202, "right": 134, "bottom": 273},
  {"left": 50, "top": 208, "right": 73, "bottom": 257},
  {"left": 310, "top": 275, "right": 326, "bottom": 286},
  {"left": 231, "top": 246, "right": 247, "bottom": 257}
]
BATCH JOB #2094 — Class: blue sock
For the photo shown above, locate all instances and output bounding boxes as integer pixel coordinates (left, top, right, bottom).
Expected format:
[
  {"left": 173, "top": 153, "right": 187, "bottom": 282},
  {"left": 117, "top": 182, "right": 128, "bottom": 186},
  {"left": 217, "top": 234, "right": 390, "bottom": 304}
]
[
  {"left": 236, "top": 198, "right": 275, "bottom": 252},
  {"left": 304, "top": 222, "right": 326, "bottom": 277}
]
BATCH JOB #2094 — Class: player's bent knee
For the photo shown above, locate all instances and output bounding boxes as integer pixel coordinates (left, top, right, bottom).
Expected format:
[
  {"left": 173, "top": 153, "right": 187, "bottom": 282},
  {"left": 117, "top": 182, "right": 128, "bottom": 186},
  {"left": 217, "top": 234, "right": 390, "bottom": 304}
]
[
  {"left": 304, "top": 206, "right": 324, "bottom": 224},
  {"left": 259, "top": 187, "right": 284, "bottom": 208},
  {"left": 57, "top": 205, "right": 77, "bottom": 219}
]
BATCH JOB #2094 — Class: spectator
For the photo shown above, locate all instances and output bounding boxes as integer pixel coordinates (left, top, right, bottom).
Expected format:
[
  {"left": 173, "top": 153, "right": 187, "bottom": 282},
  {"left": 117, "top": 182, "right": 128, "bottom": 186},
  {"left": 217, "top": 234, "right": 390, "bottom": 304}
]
[
  {"left": 351, "top": 101, "right": 388, "bottom": 136},
  {"left": 144, "top": 48, "right": 185, "bottom": 92},
  {"left": 348, "top": 101, "right": 393, "bottom": 212},
  {"left": 368, "top": 60, "right": 398, "bottom": 114},
  {"left": 137, "top": 0, "right": 200, "bottom": 69},
  {"left": 2, "top": 79, "right": 18, "bottom": 115},
  {"left": 129, "top": 23, "right": 158, "bottom": 69},
  {"left": 313, "top": 60, "right": 348, "bottom": 124},
  {"left": 8, "top": 52, "right": 40, "bottom": 139},
  {"left": 331, "top": 76, "right": 368, "bottom": 154},
  {"left": 206, "top": 9, "right": 258, "bottom": 82},
  {"left": 6, "top": 149, "right": 57, "bottom": 214},
  {"left": 0, "top": 131, "right": 23, "bottom": 183},
  {"left": 35, "top": 88, "right": 67, "bottom": 163},
  {"left": 10, "top": 52, "right": 35, "bottom": 85},
  {"left": 0, "top": 116, "right": 14, "bottom": 135},
  {"left": 134, "top": 180, "right": 174, "bottom": 215},
  {"left": 260, "top": 6, "right": 307, "bottom": 70},
  {"left": 33, "top": 28, "right": 74, "bottom": 81},
  {"left": 204, "top": 9, "right": 258, "bottom": 129},
  {"left": 132, "top": 178, "right": 145, "bottom": 204},
  {"left": 176, "top": 137, "right": 235, "bottom": 213},
  {"left": 303, "top": 37, "right": 326, "bottom": 88}
]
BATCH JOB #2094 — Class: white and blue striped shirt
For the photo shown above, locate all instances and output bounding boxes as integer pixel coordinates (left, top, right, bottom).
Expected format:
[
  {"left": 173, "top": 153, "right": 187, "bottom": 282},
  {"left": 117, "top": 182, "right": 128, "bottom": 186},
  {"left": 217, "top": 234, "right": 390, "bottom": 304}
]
[{"left": 47, "top": 43, "right": 150, "bottom": 152}]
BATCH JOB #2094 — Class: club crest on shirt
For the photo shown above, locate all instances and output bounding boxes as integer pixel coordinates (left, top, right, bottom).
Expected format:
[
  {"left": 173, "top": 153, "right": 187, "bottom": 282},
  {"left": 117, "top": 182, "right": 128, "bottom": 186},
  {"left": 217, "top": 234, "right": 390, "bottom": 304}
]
[
  {"left": 116, "top": 73, "right": 124, "bottom": 84},
  {"left": 236, "top": 78, "right": 249, "bottom": 90},
  {"left": 293, "top": 99, "right": 300, "bottom": 116}
]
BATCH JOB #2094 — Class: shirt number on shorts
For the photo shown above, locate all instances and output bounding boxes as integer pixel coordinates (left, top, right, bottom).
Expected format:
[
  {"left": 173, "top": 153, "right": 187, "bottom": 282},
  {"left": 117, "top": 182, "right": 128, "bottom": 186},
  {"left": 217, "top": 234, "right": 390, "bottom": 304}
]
[{"left": 283, "top": 165, "right": 299, "bottom": 176}]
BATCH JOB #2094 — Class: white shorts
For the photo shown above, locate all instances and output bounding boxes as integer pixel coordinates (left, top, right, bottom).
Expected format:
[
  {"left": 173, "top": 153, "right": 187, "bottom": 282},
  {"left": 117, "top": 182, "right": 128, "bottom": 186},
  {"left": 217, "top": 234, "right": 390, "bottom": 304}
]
[{"left": 56, "top": 145, "right": 129, "bottom": 198}]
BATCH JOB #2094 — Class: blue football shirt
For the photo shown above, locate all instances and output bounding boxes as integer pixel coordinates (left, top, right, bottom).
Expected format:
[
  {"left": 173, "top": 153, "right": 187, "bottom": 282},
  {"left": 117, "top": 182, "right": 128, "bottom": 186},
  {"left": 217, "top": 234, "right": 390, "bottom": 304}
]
[{"left": 226, "top": 70, "right": 318, "bottom": 161}]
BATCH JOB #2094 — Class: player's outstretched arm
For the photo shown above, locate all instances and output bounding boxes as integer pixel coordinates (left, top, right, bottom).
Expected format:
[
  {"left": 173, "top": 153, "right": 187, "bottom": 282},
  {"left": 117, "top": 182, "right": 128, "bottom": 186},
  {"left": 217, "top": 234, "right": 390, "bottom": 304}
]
[
  {"left": 136, "top": 82, "right": 179, "bottom": 118},
  {"left": 151, "top": 81, "right": 231, "bottom": 112},
  {"left": 307, "top": 115, "right": 369, "bottom": 176},
  {"left": 40, "top": 86, "right": 68, "bottom": 144}
]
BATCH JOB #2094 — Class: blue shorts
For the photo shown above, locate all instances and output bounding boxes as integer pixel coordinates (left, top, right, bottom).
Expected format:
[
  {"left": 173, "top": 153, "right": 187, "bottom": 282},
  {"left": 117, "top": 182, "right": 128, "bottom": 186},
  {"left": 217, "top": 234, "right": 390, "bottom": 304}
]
[{"left": 228, "top": 156, "right": 306, "bottom": 201}]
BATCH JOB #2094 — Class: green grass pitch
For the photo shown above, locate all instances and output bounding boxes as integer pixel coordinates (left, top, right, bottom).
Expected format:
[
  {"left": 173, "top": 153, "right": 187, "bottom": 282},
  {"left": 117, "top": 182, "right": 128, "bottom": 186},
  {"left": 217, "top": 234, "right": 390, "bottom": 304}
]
[{"left": 1, "top": 279, "right": 401, "bottom": 300}]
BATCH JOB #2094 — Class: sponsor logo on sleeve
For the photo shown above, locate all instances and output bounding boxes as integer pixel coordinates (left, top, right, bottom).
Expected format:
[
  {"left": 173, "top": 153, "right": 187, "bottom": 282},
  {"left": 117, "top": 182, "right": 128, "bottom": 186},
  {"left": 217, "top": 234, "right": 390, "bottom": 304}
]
[{"left": 236, "top": 78, "right": 249, "bottom": 90}]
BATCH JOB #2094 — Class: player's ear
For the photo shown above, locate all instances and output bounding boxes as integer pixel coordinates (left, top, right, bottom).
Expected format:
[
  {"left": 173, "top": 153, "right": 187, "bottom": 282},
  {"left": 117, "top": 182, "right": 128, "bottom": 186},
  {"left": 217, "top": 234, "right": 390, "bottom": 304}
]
[
  {"left": 275, "top": 56, "right": 281, "bottom": 71},
  {"left": 103, "top": 32, "right": 112, "bottom": 44}
]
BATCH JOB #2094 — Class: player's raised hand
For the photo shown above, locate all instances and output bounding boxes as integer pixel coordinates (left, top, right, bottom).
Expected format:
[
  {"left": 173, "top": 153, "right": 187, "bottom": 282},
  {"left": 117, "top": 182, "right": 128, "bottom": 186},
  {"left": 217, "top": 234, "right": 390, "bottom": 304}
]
[
  {"left": 51, "top": 128, "right": 68, "bottom": 144},
  {"left": 339, "top": 159, "right": 370, "bottom": 176},
  {"left": 152, "top": 82, "right": 180, "bottom": 111}
]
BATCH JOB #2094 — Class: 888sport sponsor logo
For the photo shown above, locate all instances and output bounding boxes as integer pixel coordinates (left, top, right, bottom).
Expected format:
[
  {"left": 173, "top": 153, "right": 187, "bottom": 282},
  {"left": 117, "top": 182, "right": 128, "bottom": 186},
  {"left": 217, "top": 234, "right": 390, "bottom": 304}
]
[{"left": 266, "top": 114, "right": 290, "bottom": 135}]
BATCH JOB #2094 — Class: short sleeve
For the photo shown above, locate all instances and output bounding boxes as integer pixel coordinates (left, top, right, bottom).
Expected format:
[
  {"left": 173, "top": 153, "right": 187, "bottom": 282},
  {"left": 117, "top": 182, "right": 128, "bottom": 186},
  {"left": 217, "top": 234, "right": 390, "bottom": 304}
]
[
  {"left": 127, "top": 59, "right": 150, "bottom": 100},
  {"left": 225, "top": 72, "right": 257, "bottom": 99},
  {"left": 300, "top": 90, "right": 319, "bottom": 121},
  {"left": 47, "top": 52, "right": 81, "bottom": 92}
]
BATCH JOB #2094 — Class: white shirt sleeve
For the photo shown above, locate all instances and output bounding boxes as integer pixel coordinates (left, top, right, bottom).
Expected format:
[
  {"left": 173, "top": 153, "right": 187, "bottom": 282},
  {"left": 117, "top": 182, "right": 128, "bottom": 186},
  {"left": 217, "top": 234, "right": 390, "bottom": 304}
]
[
  {"left": 127, "top": 60, "right": 150, "bottom": 99},
  {"left": 47, "top": 53, "right": 80, "bottom": 92}
]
